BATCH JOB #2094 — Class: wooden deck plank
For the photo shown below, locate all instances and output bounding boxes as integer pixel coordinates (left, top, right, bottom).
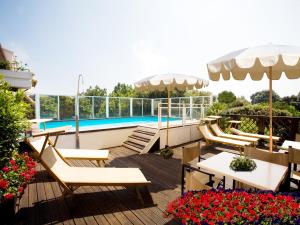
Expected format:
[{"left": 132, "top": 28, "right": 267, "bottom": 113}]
[{"left": 17, "top": 143, "right": 208, "bottom": 225}]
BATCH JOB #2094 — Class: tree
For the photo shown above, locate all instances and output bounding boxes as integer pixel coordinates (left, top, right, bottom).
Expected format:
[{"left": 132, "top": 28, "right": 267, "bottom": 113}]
[
  {"left": 218, "top": 91, "right": 236, "bottom": 104},
  {"left": 250, "top": 90, "right": 281, "bottom": 104},
  {"left": 84, "top": 85, "right": 107, "bottom": 96},
  {"left": 136, "top": 88, "right": 186, "bottom": 98},
  {"left": 184, "top": 90, "right": 212, "bottom": 97},
  {"left": 110, "top": 83, "right": 136, "bottom": 97}
]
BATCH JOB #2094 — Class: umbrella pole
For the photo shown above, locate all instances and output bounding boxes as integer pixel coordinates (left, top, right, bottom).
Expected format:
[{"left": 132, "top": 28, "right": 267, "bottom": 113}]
[
  {"left": 166, "top": 88, "right": 171, "bottom": 147},
  {"left": 269, "top": 66, "right": 273, "bottom": 152}
]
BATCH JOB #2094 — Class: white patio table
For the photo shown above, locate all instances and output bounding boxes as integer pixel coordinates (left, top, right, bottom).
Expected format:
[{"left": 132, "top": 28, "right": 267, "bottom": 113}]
[
  {"left": 197, "top": 152, "right": 288, "bottom": 191},
  {"left": 282, "top": 140, "right": 300, "bottom": 150}
]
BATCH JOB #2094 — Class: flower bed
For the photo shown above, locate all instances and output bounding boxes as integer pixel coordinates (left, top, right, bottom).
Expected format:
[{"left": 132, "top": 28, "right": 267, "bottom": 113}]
[
  {"left": 0, "top": 151, "right": 36, "bottom": 201},
  {"left": 164, "top": 189, "right": 300, "bottom": 225}
]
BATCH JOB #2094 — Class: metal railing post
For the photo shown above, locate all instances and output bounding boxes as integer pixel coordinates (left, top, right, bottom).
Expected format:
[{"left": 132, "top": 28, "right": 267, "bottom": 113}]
[
  {"left": 189, "top": 96, "right": 193, "bottom": 119},
  {"left": 142, "top": 99, "right": 144, "bottom": 116},
  {"left": 130, "top": 98, "right": 133, "bottom": 117},
  {"left": 182, "top": 103, "right": 186, "bottom": 126},
  {"left": 92, "top": 96, "right": 95, "bottom": 119},
  {"left": 106, "top": 97, "right": 109, "bottom": 118},
  {"left": 210, "top": 95, "right": 213, "bottom": 105},
  {"left": 35, "top": 93, "right": 40, "bottom": 120},
  {"left": 119, "top": 98, "right": 121, "bottom": 117},
  {"left": 151, "top": 99, "right": 154, "bottom": 116},
  {"left": 57, "top": 95, "right": 60, "bottom": 120},
  {"left": 201, "top": 105, "right": 205, "bottom": 119}
]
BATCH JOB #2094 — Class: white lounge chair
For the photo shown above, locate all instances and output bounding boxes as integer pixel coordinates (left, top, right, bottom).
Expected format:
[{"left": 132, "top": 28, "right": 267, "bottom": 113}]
[
  {"left": 210, "top": 124, "right": 258, "bottom": 145},
  {"left": 230, "top": 127, "right": 280, "bottom": 143},
  {"left": 198, "top": 125, "right": 251, "bottom": 151},
  {"left": 27, "top": 135, "right": 109, "bottom": 167},
  {"left": 40, "top": 145, "right": 151, "bottom": 203}
]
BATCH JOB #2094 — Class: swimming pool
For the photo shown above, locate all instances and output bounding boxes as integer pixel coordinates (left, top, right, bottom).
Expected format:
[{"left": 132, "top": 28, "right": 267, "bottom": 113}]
[{"left": 40, "top": 116, "right": 179, "bottom": 130}]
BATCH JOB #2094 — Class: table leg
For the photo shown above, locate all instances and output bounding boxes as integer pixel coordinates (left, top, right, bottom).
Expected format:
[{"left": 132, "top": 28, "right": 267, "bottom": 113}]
[{"left": 232, "top": 180, "right": 236, "bottom": 189}]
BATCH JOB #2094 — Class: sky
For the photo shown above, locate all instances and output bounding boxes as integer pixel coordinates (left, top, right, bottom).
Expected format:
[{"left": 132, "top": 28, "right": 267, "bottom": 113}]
[{"left": 0, "top": 0, "right": 299, "bottom": 99}]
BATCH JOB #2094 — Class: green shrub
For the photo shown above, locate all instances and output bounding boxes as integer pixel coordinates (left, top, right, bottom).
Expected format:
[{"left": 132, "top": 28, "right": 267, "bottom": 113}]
[
  {"left": 222, "top": 104, "right": 292, "bottom": 116},
  {"left": 206, "top": 102, "right": 228, "bottom": 116},
  {"left": 0, "top": 78, "right": 30, "bottom": 167}
]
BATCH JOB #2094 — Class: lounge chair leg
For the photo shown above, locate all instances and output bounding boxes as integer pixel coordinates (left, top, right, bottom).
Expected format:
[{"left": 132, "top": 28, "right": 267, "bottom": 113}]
[{"left": 135, "top": 186, "right": 144, "bottom": 205}]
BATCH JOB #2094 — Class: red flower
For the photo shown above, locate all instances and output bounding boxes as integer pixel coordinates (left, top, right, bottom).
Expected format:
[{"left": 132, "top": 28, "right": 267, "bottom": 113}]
[
  {"left": 2, "top": 166, "right": 9, "bottom": 173},
  {"left": 3, "top": 193, "right": 14, "bottom": 200},
  {"left": 12, "top": 165, "right": 19, "bottom": 171},
  {"left": 9, "top": 159, "right": 16, "bottom": 166},
  {"left": 18, "top": 186, "right": 24, "bottom": 194},
  {"left": 0, "top": 179, "right": 8, "bottom": 189}
]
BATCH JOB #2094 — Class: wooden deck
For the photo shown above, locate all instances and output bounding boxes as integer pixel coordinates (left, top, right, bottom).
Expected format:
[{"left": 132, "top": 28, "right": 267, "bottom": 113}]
[
  {"left": 14, "top": 141, "right": 298, "bottom": 225},
  {"left": 16, "top": 143, "right": 199, "bottom": 225}
]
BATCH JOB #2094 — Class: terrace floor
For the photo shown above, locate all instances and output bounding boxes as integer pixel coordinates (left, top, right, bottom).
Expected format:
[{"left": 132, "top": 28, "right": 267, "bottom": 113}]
[{"left": 14, "top": 142, "right": 240, "bottom": 225}]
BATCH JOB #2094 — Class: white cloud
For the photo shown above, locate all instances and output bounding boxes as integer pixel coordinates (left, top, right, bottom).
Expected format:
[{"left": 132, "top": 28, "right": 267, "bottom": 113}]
[{"left": 133, "top": 40, "right": 168, "bottom": 76}]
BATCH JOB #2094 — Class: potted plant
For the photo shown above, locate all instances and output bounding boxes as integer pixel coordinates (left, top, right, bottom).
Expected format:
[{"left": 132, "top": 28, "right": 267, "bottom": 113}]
[
  {"left": 160, "top": 146, "right": 174, "bottom": 159},
  {"left": 0, "top": 151, "right": 36, "bottom": 223},
  {"left": 164, "top": 189, "right": 300, "bottom": 225},
  {"left": 229, "top": 155, "right": 257, "bottom": 171}
]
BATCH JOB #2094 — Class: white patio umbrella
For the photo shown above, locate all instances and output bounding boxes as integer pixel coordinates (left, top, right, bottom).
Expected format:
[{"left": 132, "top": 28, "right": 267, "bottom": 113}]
[
  {"left": 207, "top": 44, "right": 300, "bottom": 152},
  {"left": 134, "top": 73, "right": 209, "bottom": 147}
]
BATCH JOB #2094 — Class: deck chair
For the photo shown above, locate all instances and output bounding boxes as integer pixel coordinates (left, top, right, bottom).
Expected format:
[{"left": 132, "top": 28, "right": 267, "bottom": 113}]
[
  {"left": 288, "top": 147, "right": 300, "bottom": 190},
  {"left": 26, "top": 135, "right": 109, "bottom": 167},
  {"left": 181, "top": 145, "right": 217, "bottom": 194},
  {"left": 244, "top": 146, "right": 290, "bottom": 190},
  {"left": 198, "top": 124, "right": 251, "bottom": 152},
  {"left": 210, "top": 124, "right": 258, "bottom": 145},
  {"left": 230, "top": 127, "right": 280, "bottom": 143},
  {"left": 40, "top": 145, "right": 151, "bottom": 203}
]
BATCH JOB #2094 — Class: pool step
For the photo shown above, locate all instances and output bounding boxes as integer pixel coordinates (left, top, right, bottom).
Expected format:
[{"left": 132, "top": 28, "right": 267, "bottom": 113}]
[{"left": 123, "top": 126, "right": 159, "bottom": 154}]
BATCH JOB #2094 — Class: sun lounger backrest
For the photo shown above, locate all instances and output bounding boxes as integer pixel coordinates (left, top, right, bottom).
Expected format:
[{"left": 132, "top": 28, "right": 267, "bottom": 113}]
[
  {"left": 28, "top": 136, "right": 47, "bottom": 154},
  {"left": 40, "top": 145, "right": 70, "bottom": 178},
  {"left": 230, "top": 127, "right": 242, "bottom": 135},
  {"left": 210, "top": 124, "right": 224, "bottom": 136},
  {"left": 198, "top": 125, "right": 215, "bottom": 140},
  {"left": 244, "top": 146, "right": 289, "bottom": 167}
]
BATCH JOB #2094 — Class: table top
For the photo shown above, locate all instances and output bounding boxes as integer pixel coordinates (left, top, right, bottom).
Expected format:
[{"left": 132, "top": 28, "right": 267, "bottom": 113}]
[
  {"left": 197, "top": 152, "right": 288, "bottom": 191},
  {"left": 282, "top": 140, "right": 300, "bottom": 150},
  {"left": 30, "top": 118, "right": 53, "bottom": 123},
  {"left": 228, "top": 120, "right": 241, "bottom": 124},
  {"left": 201, "top": 117, "right": 217, "bottom": 122},
  {"left": 207, "top": 115, "right": 222, "bottom": 119}
]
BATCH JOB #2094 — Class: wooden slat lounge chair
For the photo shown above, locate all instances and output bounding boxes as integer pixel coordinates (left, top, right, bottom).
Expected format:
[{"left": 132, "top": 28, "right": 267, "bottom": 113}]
[
  {"left": 230, "top": 127, "right": 280, "bottom": 142},
  {"left": 210, "top": 124, "right": 258, "bottom": 145},
  {"left": 40, "top": 145, "right": 151, "bottom": 203},
  {"left": 26, "top": 135, "right": 109, "bottom": 167},
  {"left": 198, "top": 125, "right": 251, "bottom": 151}
]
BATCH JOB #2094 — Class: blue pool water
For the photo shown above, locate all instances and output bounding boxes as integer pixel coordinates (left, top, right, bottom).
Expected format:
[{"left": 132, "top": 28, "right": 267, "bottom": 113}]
[{"left": 40, "top": 116, "right": 179, "bottom": 130}]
